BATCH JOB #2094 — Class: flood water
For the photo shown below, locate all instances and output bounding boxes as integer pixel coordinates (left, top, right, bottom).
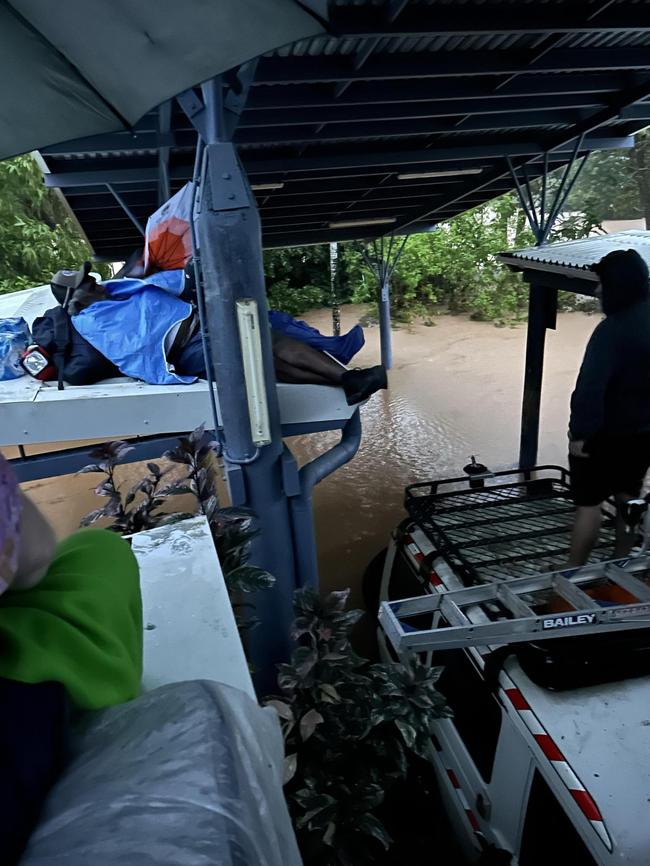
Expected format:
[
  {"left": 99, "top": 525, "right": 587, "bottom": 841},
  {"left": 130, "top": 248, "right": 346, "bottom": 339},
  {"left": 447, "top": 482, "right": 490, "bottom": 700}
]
[
  {"left": 16, "top": 304, "right": 598, "bottom": 602},
  {"left": 298, "top": 306, "right": 597, "bottom": 603}
]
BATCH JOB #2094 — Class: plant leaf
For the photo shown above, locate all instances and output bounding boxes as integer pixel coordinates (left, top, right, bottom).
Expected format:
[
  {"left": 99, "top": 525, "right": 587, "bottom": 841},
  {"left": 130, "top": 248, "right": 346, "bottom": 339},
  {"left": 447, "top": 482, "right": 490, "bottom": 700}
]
[
  {"left": 294, "top": 647, "right": 318, "bottom": 679},
  {"left": 283, "top": 753, "right": 297, "bottom": 784},
  {"left": 319, "top": 683, "right": 340, "bottom": 702},
  {"left": 395, "top": 719, "right": 418, "bottom": 751},
  {"left": 226, "top": 564, "right": 276, "bottom": 593},
  {"left": 76, "top": 463, "right": 106, "bottom": 475},
  {"left": 323, "top": 822, "right": 336, "bottom": 847},
  {"left": 158, "top": 482, "right": 194, "bottom": 497},
  {"left": 300, "top": 709, "right": 324, "bottom": 742},
  {"left": 79, "top": 507, "right": 109, "bottom": 527},
  {"left": 356, "top": 813, "right": 393, "bottom": 850},
  {"left": 266, "top": 700, "right": 294, "bottom": 722}
]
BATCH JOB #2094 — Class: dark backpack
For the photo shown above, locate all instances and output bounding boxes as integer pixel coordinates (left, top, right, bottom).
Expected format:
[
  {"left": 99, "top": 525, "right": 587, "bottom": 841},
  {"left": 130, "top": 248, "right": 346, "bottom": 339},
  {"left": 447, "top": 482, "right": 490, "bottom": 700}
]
[{"left": 29, "top": 306, "right": 121, "bottom": 389}]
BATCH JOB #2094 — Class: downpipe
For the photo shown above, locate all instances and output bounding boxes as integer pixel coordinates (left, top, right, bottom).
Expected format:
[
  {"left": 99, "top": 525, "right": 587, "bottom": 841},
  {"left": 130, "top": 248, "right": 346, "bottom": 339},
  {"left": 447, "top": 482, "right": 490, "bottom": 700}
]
[{"left": 289, "top": 410, "right": 362, "bottom": 590}]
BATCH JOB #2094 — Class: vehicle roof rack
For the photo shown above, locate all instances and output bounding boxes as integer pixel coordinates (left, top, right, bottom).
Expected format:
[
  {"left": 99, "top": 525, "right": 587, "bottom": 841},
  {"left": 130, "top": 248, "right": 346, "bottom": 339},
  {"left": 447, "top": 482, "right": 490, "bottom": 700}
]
[
  {"left": 379, "top": 558, "right": 650, "bottom": 654},
  {"left": 404, "top": 466, "right": 616, "bottom": 585}
]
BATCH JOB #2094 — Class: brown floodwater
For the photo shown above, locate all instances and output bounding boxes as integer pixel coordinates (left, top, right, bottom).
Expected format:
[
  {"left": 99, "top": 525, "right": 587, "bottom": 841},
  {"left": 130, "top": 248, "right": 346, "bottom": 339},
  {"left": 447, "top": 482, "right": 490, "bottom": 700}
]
[{"left": 12, "top": 305, "right": 599, "bottom": 602}]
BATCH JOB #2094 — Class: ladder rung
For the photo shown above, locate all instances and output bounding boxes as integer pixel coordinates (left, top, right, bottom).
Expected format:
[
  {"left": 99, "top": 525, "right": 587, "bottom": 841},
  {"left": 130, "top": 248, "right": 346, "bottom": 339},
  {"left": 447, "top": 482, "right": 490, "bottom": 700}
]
[
  {"left": 605, "top": 564, "right": 650, "bottom": 601},
  {"left": 440, "top": 597, "right": 470, "bottom": 627},
  {"left": 552, "top": 575, "right": 601, "bottom": 610},
  {"left": 495, "top": 584, "right": 535, "bottom": 618}
]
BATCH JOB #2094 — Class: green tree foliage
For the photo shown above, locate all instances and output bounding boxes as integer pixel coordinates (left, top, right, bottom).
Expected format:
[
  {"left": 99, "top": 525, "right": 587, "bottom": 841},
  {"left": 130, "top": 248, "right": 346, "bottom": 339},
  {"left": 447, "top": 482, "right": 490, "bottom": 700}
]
[
  {"left": 564, "top": 147, "right": 642, "bottom": 222},
  {"left": 348, "top": 194, "right": 599, "bottom": 323},
  {"left": 264, "top": 244, "right": 330, "bottom": 315},
  {"left": 263, "top": 141, "right": 649, "bottom": 323},
  {"left": 631, "top": 129, "right": 650, "bottom": 228},
  {"left": 0, "top": 154, "right": 99, "bottom": 294}
]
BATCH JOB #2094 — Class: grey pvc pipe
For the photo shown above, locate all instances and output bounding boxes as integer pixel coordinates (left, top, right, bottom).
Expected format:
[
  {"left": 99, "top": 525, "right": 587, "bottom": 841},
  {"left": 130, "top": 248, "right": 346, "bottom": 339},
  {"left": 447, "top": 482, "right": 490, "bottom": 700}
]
[{"left": 290, "top": 410, "right": 362, "bottom": 590}]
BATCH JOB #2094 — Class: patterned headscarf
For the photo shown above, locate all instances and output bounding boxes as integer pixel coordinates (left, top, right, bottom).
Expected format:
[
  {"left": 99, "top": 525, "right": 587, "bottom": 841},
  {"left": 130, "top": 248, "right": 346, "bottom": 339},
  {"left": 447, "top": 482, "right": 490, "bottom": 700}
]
[{"left": 0, "top": 455, "right": 21, "bottom": 594}]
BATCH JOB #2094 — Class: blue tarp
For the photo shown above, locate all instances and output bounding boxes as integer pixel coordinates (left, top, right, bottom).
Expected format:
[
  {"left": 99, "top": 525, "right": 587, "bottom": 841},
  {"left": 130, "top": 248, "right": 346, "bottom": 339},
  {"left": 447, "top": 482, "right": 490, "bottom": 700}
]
[
  {"left": 268, "top": 310, "right": 364, "bottom": 364},
  {"left": 72, "top": 270, "right": 195, "bottom": 385}
]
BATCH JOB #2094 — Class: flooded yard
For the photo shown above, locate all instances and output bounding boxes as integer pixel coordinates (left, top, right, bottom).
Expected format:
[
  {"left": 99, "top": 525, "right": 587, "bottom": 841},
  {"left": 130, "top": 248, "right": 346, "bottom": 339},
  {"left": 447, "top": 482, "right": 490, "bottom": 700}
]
[{"left": 15, "top": 304, "right": 598, "bottom": 601}]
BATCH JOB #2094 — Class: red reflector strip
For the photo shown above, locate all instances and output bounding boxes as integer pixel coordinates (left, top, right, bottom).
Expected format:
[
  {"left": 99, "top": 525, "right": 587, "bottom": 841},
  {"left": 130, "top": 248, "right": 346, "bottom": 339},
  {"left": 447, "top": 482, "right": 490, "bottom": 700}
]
[
  {"left": 571, "top": 789, "right": 603, "bottom": 823},
  {"left": 505, "top": 688, "right": 530, "bottom": 711},
  {"left": 405, "top": 535, "right": 424, "bottom": 562},
  {"left": 466, "top": 810, "right": 480, "bottom": 832},
  {"left": 429, "top": 570, "right": 443, "bottom": 587},
  {"left": 441, "top": 764, "right": 481, "bottom": 837},
  {"left": 500, "top": 674, "right": 610, "bottom": 849},
  {"left": 534, "top": 734, "right": 566, "bottom": 762}
]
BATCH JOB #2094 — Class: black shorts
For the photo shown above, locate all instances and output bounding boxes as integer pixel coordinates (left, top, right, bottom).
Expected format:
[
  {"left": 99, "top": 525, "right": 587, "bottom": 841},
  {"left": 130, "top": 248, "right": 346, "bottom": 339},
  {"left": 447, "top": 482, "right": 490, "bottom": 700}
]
[{"left": 569, "top": 433, "right": 650, "bottom": 507}]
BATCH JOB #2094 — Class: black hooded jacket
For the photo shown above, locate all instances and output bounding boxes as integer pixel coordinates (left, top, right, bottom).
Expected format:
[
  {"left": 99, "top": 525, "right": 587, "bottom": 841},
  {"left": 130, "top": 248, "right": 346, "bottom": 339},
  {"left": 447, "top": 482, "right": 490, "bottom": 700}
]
[{"left": 569, "top": 249, "right": 650, "bottom": 442}]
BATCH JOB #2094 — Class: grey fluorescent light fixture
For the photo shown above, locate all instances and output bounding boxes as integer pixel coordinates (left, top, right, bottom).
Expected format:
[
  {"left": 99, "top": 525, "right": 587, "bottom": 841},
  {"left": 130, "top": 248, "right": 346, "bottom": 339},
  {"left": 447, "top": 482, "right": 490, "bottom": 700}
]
[
  {"left": 251, "top": 182, "right": 285, "bottom": 191},
  {"left": 397, "top": 169, "right": 483, "bottom": 180},
  {"left": 329, "top": 217, "right": 397, "bottom": 229}
]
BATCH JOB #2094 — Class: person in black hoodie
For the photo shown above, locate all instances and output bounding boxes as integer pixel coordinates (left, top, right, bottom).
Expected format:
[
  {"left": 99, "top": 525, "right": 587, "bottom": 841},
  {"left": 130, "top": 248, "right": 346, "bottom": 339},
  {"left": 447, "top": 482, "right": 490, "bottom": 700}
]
[{"left": 568, "top": 248, "right": 650, "bottom": 566}]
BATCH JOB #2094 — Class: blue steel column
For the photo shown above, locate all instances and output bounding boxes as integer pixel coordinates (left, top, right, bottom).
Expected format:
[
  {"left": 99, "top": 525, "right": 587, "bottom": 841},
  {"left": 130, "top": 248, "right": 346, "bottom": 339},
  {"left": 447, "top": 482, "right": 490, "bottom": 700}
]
[
  {"left": 519, "top": 283, "right": 557, "bottom": 469},
  {"left": 379, "top": 274, "right": 393, "bottom": 370},
  {"left": 196, "top": 80, "right": 297, "bottom": 690}
]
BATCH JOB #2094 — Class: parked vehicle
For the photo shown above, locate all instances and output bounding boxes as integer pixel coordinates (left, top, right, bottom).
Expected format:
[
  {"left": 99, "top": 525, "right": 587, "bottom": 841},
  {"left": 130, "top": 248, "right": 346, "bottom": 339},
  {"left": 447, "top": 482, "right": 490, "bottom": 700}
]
[{"left": 368, "top": 466, "right": 650, "bottom": 865}]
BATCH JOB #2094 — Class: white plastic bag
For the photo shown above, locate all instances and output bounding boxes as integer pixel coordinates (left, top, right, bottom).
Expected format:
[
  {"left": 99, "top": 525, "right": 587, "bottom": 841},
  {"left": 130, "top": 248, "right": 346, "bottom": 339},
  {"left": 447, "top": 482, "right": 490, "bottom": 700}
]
[{"left": 21, "top": 680, "right": 303, "bottom": 866}]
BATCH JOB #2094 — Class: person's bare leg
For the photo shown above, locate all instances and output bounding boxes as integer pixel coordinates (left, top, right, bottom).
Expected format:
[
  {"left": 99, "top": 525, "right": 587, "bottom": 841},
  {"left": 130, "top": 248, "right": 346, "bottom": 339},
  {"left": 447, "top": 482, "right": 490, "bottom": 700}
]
[
  {"left": 273, "top": 336, "right": 345, "bottom": 384},
  {"left": 614, "top": 492, "right": 636, "bottom": 558},
  {"left": 568, "top": 505, "right": 602, "bottom": 567},
  {"left": 273, "top": 357, "right": 333, "bottom": 385},
  {"left": 272, "top": 334, "right": 387, "bottom": 404}
]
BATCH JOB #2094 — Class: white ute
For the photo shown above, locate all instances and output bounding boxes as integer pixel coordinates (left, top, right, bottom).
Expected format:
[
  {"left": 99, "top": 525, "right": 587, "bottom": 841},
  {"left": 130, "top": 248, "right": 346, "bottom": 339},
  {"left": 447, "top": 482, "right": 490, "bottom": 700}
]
[{"left": 371, "top": 466, "right": 650, "bottom": 865}]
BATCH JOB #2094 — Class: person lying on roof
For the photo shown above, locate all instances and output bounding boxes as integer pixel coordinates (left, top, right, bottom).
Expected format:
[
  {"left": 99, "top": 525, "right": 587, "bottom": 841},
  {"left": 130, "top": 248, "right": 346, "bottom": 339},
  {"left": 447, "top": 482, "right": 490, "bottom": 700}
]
[{"left": 52, "top": 264, "right": 386, "bottom": 405}]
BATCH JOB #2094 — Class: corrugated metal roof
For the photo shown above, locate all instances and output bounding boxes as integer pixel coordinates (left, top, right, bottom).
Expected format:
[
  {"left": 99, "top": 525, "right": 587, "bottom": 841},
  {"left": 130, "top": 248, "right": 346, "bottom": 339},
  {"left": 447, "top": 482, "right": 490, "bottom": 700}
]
[
  {"left": 498, "top": 230, "right": 650, "bottom": 279},
  {"left": 37, "top": 0, "right": 650, "bottom": 258}
]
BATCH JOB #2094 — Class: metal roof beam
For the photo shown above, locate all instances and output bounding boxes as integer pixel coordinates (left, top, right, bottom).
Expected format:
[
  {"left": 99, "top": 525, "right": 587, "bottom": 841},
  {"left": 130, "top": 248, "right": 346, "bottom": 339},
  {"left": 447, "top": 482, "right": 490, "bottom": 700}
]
[
  {"left": 63, "top": 192, "right": 155, "bottom": 210},
  {"left": 235, "top": 110, "right": 581, "bottom": 146},
  {"left": 41, "top": 98, "right": 609, "bottom": 159},
  {"left": 259, "top": 188, "right": 515, "bottom": 212},
  {"left": 246, "top": 74, "right": 627, "bottom": 110},
  {"left": 40, "top": 130, "right": 180, "bottom": 156},
  {"left": 45, "top": 166, "right": 191, "bottom": 188},
  {"left": 385, "top": 0, "right": 409, "bottom": 25},
  {"left": 243, "top": 137, "right": 630, "bottom": 175},
  {"left": 262, "top": 221, "right": 436, "bottom": 248},
  {"left": 257, "top": 48, "right": 650, "bottom": 85},
  {"left": 259, "top": 195, "right": 443, "bottom": 215},
  {"left": 619, "top": 103, "right": 650, "bottom": 119},
  {"left": 157, "top": 101, "right": 172, "bottom": 205},
  {"left": 262, "top": 209, "right": 424, "bottom": 229},
  {"left": 244, "top": 157, "right": 571, "bottom": 190},
  {"left": 46, "top": 144, "right": 598, "bottom": 194},
  {"left": 390, "top": 76, "right": 650, "bottom": 235},
  {"left": 332, "top": 3, "right": 650, "bottom": 36},
  {"left": 239, "top": 94, "right": 607, "bottom": 128}
]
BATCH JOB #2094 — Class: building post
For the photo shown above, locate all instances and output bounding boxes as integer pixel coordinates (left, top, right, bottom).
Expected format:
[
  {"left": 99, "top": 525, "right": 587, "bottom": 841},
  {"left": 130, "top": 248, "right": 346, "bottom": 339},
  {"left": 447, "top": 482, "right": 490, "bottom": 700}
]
[
  {"left": 379, "top": 273, "right": 393, "bottom": 370},
  {"left": 196, "top": 79, "right": 298, "bottom": 691},
  {"left": 519, "top": 284, "right": 557, "bottom": 468}
]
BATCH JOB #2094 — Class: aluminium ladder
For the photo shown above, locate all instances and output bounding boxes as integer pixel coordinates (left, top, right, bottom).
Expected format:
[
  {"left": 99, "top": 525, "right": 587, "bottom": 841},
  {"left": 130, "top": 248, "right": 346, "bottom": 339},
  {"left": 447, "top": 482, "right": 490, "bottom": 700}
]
[{"left": 379, "top": 558, "right": 650, "bottom": 654}]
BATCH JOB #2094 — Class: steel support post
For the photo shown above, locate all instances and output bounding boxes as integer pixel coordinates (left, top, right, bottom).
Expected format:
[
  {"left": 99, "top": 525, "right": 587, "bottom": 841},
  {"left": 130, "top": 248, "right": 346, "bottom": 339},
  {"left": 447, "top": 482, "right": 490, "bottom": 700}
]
[
  {"left": 519, "top": 284, "right": 557, "bottom": 469},
  {"left": 379, "top": 274, "right": 393, "bottom": 371},
  {"left": 196, "top": 81, "right": 297, "bottom": 690}
]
